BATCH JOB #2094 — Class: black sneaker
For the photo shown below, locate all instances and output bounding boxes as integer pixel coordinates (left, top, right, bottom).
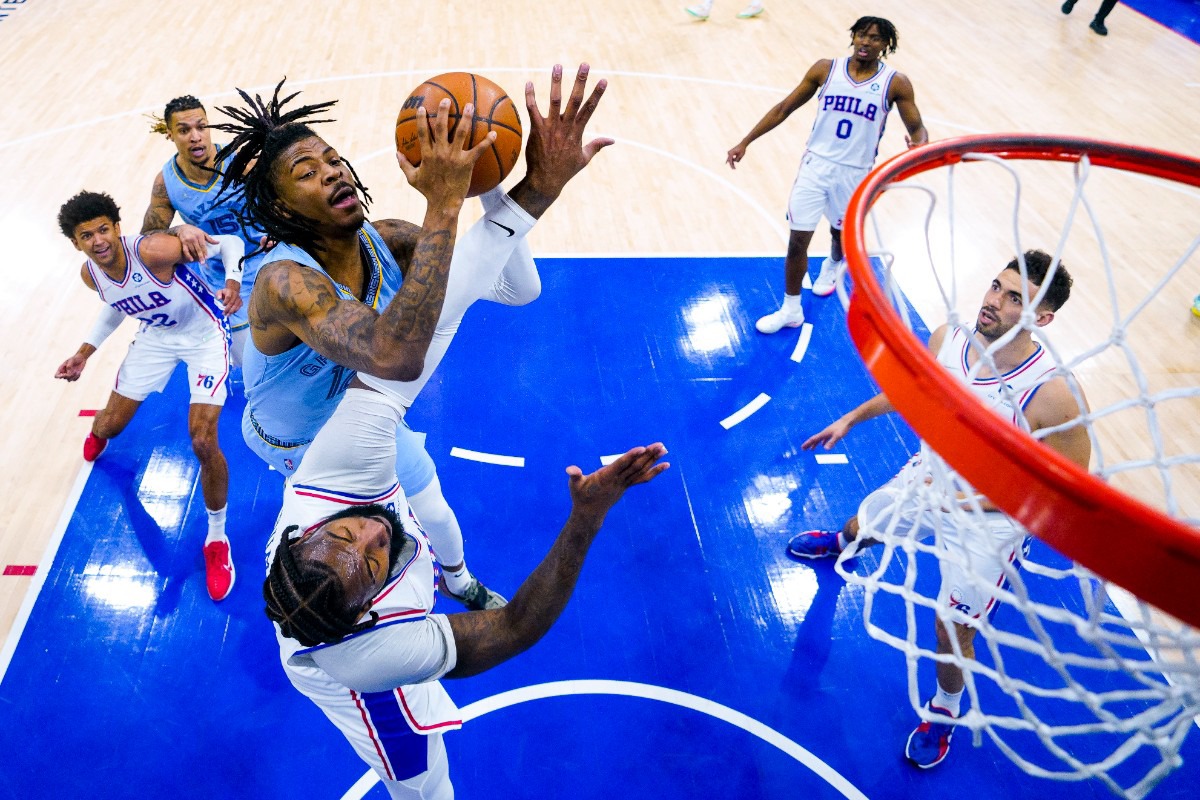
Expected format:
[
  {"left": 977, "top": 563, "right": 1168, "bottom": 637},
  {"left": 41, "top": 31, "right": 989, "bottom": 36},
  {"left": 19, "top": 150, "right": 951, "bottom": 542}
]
[
  {"left": 1089, "top": 18, "right": 1108, "bottom": 35},
  {"left": 440, "top": 575, "right": 508, "bottom": 610}
]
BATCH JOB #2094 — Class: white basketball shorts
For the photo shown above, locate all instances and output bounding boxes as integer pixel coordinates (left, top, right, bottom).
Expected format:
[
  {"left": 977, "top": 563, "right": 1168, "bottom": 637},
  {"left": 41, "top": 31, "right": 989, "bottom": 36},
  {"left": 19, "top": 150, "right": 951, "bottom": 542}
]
[
  {"left": 114, "top": 326, "right": 230, "bottom": 405},
  {"left": 787, "top": 151, "right": 871, "bottom": 231}
]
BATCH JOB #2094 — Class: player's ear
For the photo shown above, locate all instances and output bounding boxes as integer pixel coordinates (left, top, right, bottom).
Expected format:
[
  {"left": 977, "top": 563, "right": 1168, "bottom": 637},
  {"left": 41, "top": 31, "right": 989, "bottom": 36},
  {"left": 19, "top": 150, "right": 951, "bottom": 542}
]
[{"left": 1034, "top": 308, "right": 1055, "bottom": 328}]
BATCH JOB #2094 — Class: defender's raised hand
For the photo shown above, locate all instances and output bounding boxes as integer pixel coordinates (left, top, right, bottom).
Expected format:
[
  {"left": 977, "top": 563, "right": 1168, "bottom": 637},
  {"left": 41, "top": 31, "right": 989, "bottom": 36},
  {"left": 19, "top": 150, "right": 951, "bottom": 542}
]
[
  {"left": 566, "top": 443, "right": 669, "bottom": 523},
  {"left": 517, "top": 63, "right": 614, "bottom": 215}
]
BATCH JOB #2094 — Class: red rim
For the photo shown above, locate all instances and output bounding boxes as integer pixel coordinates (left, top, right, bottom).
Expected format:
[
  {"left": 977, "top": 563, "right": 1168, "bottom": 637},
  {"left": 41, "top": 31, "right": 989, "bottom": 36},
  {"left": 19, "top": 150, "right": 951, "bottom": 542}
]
[{"left": 843, "top": 134, "right": 1200, "bottom": 628}]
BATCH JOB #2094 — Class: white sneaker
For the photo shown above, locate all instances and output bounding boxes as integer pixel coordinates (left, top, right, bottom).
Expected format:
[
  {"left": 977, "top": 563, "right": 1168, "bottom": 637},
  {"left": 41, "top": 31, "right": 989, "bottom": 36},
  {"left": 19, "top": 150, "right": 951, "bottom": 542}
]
[
  {"left": 755, "top": 307, "right": 805, "bottom": 334},
  {"left": 811, "top": 257, "right": 843, "bottom": 297},
  {"left": 737, "top": 3, "right": 764, "bottom": 18},
  {"left": 685, "top": 4, "right": 712, "bottom": 19}
]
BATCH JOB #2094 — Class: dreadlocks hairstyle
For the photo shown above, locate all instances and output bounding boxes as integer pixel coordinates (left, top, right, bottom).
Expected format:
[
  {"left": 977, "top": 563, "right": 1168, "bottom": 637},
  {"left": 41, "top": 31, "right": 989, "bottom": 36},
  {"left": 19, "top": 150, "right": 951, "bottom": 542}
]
[
  {"left": 57, "top": 190, "right": 121, "bottom": 240},
  {"left": 148, "top": 95, "right": 206, "bottom": 136},
  {"left": 264, "top": 523, "right": 382, "bottom": 647},
  {"left": 849, "top": 16, "right": 899, "bottom": 57},
  {"left": 211, "top": 78, "right": 371, "bottom": 255}
]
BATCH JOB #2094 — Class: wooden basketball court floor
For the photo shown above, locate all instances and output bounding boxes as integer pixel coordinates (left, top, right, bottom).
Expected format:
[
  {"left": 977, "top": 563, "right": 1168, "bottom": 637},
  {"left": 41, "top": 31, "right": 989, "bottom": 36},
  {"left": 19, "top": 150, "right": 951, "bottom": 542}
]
[{"left": 1, "top": 1, "right": 1198, "bottom": 797}]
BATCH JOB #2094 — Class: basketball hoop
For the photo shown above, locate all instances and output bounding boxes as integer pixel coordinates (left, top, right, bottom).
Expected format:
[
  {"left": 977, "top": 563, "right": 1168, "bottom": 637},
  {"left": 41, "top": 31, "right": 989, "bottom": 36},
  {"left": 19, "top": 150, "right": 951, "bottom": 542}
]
[{"left": 837, "top": 134, "right": 1200, "bottom": 798}]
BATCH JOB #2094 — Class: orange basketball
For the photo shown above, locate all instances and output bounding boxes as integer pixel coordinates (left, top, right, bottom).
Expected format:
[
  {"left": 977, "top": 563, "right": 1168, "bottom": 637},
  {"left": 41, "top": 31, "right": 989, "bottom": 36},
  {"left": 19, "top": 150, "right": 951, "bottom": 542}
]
[{"left": 394, "top": 72, "right": 523, "bottom": 197}]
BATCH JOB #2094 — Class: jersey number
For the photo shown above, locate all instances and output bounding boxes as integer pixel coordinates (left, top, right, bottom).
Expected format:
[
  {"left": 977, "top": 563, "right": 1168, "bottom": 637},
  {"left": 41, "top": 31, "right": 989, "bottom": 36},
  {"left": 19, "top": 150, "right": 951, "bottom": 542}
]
[
  {"left": 835, "top": 120, "right": 853, "bottom": 140},
  {"left": 211, "top": 213, "right": 240, "bottom": 235},
  {"left": 137, "top": 313, "right": 177, "bottom": 329},
  {"left": 326, "top": 365, "right": 356, "bottom": 401}
]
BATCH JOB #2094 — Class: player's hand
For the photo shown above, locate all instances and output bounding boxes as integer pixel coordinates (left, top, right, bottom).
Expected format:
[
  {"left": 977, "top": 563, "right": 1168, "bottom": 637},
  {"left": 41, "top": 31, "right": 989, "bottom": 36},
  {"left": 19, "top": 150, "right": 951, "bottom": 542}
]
[
  {"left": 904, "top": 134, "right": 924, "bottom": 150},
  {"left": 217, "top": 280, "right": 243, "bottom": 316},
  {"left": 520, "top": 63, "right": 614, "bottom": 202},
  {"left": 726, "top": 143, "right": 748, "bottom": 169},
  {"left": 566, "top": 443, "right": 669, "bottom": 522},
  {"left": 176, "top": 224, "right": 218, "bottom": 263},
  {"left": 801, "top": 419, "right": 852, "bottom": 451},
  {"left": 55, "top": 353, "right": 88, "bottom": 382},
  {"left": 397, "top": 99, "right": 491, "bottom": 209}
]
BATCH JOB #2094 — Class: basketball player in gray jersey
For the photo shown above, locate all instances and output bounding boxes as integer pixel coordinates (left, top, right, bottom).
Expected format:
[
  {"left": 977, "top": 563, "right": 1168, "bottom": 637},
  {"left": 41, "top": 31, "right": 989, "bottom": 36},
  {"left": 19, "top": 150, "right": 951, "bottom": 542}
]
[{"left": 726, "top": 16, "right": 928, "bottom": 334}]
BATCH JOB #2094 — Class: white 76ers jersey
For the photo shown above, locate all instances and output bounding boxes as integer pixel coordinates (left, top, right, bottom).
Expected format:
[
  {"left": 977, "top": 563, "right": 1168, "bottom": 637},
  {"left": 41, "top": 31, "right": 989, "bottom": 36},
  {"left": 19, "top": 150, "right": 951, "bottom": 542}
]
[
  {"left": 85, "top": 235, "right": 228, "bottom": 341},
  {"left": 936, "top": 326, "right": 1059, "bottom": 429},
  {"left": 806, "top": 57, "right": 897, "bottom": 169}
]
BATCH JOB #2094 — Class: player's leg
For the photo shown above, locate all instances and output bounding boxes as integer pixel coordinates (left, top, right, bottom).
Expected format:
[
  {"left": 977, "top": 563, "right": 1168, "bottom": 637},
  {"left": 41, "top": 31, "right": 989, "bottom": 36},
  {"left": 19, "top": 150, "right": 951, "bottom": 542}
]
[
  {"left": 382, "top": 732, "right": 452, "bottom": 800},
  {"left": 905, "top": 617, "right": 974, "bottom": 769},
  {"left": 788, "top": 463, "right": 922, "bottom": 559},
  {"left": 1090, "top": 0, "right": 1117, "bottom": 34},
  {"left": 395, "top": 422, "right": 506, "bottom": 610},
  {"left": 86, "top": 333, "right": 179, "bottom": 460},
  {"left": 812, "top": 164, "right": 866, "bottom": 297},
  {"left": 185, "top": 332, "right": 235, "bottom": 601},
  {"left": 758, "top": 155, "right": 827, "bottom": 334},
  {"left": 86, "top": 391, "right": 143, "bottom": 460}
]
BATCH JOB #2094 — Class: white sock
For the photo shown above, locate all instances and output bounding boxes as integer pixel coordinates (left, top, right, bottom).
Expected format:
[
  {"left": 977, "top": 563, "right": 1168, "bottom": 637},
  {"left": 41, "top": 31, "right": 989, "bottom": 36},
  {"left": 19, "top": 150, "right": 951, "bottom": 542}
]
[
  {"left": 933, "top": 682, "right": 964, "bottom": 717},
  {"left": 442, "top": 562, "right": 474, "bottom": 596},
  {"left": 836, "top": 531, "right": 847, "bottom": 551},
  {"left": 782, "top": 294, "right": 802, "bottom": 313},
  {"left": 206, "top": 506, "right": 228, "bottom": 544}
]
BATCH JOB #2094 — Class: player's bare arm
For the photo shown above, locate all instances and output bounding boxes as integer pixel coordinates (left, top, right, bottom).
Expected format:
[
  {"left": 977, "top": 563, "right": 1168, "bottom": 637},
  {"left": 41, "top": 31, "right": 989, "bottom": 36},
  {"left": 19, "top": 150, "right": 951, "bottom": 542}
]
[
  {"left": 372, "top": 218, "right": 422, "bottom": 275},
  {"left": 889, "top": 73, "right": 928, "bottom": 148},
  {"left": 141, "top": 173, "right": 216, "bottom": 262},
  {"left": 727, "top": 59, "right": 832, "bottom": 169},
  {"left": 1027, "top": 377, "right": 1092, "bottom": 471},
  {"left": 137, "top": 231, "right": 244, "bottom": 314},
  {"left": 444, "top": 444, "right": 670, "bottom": 678}
]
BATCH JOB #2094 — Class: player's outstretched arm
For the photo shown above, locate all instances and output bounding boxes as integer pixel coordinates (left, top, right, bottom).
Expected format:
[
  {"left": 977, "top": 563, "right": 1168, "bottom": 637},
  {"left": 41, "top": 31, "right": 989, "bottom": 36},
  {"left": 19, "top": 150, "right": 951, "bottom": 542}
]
[
  {"left": 444, "top": 444, "right": 670, "bottom": 678},
  {"left": 141, "top": 172, "right": 217, "bottom": 262},
  {"left": 727, "top": 59, "right": 831, "bottom": 169},
  {"left": 506, "top": 63, "right": 614, "bottom": 219},
  {"left": 801, "top": 393, "right": 897, "bottom": 450},
  {"left": 55, "top": 266, "right": 120, "bottom": 381},
  {"left": 890, "top": 73, "right": 928, "bottom": 149}
]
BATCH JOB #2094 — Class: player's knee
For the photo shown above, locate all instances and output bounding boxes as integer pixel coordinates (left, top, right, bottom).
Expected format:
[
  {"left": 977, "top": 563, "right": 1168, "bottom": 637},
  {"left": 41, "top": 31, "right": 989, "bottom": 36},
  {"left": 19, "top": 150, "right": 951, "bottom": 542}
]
[{"left": 189, "top": 426, "right": 222, "bottom": 462}]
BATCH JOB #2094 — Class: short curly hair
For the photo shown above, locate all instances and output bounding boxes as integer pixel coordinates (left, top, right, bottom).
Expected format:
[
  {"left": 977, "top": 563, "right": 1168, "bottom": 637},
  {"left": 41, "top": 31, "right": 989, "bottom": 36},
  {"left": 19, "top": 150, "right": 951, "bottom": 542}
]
[{"left": 57, "top": 190, "right": 121, "bottom": 240}]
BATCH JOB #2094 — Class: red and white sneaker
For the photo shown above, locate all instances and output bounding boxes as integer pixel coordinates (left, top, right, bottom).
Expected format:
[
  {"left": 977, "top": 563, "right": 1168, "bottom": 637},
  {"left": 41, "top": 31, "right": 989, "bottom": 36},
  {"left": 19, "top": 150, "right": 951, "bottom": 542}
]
[
  {"left": 83, "top": 433, "right": 108, "bottom": 462},
  {"left": 203, "top": 539, "right": 236, "bottom": 601}
]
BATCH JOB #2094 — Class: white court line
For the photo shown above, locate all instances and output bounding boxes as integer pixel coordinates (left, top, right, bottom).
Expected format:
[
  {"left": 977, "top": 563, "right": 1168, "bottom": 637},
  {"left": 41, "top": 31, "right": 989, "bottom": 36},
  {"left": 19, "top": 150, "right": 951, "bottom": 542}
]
[
  {"left": 720, "top": 393, "right": 770, "bottom": 429},
  {"left": 815, "top": 454, "right": 849, "bottom": 465},
  {"left": 790, "top": 323, "right": 815, "bottom": 363},
  {"left": 342, "top": 680, "right": 868, "bottom": 800},
  {"left": 449, "top": 447, "right": 525, "bottom": 467},
  {"left": 0, "top": 463, "right": 92, "bottom": 686},
  {"left": 600, "top": 454, "right": 621, "bottom": 466}
]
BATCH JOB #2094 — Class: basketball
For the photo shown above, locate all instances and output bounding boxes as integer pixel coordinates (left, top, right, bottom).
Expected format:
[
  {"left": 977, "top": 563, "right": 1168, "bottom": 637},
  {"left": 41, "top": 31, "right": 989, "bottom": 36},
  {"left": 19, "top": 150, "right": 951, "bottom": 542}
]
[{"left": 394, "top": 72, "right": 523, "bottom": 197}]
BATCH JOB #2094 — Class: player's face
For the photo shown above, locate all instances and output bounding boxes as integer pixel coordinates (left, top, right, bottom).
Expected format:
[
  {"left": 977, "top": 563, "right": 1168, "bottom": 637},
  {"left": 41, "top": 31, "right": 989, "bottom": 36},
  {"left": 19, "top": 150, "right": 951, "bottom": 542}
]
[
  {"left": 71, "top": 216, "right": 123, "bottom": 269},
  {"left": 978, "top": 269, "right": 1039, "bottom": 341},
  {"left": 850, "top": 24, "right": 887, "bottom": 63},
  {"left": 298, "top": 514, "right": 394, "bottom": 612},
  {"left": 272, "top": 136, "right": 365, "bottom": 232},
  {"left": 167, "top": 108, "right": 214, "bottom": 168}
]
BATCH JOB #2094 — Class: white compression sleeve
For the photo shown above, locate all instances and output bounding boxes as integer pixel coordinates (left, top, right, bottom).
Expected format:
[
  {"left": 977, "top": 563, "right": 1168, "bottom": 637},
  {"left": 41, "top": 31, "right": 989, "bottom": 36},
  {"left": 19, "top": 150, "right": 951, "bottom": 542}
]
[
  {"left": 359, "top": 192, "right": 537, "bottom": 407},
  {"left": 206, "top": 235, "right": 246, "bottom": 284},
  {"left": 84, "top": 303, "right": 126, "bottom": 349}
]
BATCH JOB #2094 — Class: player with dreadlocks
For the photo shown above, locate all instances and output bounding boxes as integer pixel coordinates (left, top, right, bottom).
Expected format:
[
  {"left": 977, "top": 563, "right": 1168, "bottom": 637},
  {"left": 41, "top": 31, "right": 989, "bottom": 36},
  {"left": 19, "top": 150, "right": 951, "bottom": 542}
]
[
  {"left": 142, "top": 94, "right": 270, "bottom": 368},
  {"left": 726, "top": 15, "right": 927, "bottom": 335},
  {"left": 262, "top": 374, "right": 667, "bottom": 798},
  {"left": 218, "top": 64, "right": 613, "bottom": 616}
]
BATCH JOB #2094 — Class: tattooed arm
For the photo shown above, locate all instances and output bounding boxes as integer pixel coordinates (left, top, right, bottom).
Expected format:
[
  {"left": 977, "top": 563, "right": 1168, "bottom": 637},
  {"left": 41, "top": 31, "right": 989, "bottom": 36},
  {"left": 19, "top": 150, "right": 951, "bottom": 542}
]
[
  {"left": 141, "top": 171, "right": 215, "bottom": 262},
  {"left": 444, "top": 444, "right": 669, "bottom": 678},
  {"left": 248, "top": 213, "right": 458, "bottom": 381}
]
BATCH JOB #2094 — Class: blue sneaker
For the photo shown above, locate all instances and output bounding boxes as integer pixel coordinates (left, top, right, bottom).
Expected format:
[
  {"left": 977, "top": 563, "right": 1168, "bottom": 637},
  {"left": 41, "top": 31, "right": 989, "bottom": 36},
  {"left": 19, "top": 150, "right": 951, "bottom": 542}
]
[
  {"left": 905, "top": 702, "right": 956, "bottom": 768},
  {"left": 786, "top": 530, "right": 842, "bottom": 560}
]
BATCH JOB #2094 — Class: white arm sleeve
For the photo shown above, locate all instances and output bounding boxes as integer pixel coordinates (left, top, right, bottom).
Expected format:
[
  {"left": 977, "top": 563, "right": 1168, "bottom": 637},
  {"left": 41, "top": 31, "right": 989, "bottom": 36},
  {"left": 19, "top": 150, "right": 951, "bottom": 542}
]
[
  {"left": 307, "top": 614, "right": 458, "bottom": 692},
  {"left": 84, "top": 303, "right": 126, "bottom": 349},
  {"left": 290, "top": 388, "right": 406, "bottom": 494},
  {"left": 206, "top": 235, "right": 246, "bottom": 284}
]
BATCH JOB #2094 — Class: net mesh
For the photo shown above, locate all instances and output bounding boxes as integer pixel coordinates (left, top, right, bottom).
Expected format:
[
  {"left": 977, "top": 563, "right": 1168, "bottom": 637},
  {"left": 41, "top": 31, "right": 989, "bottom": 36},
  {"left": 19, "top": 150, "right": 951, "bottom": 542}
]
[{"left": 837, "top": 136, "right": 1200, "bottom": 799}]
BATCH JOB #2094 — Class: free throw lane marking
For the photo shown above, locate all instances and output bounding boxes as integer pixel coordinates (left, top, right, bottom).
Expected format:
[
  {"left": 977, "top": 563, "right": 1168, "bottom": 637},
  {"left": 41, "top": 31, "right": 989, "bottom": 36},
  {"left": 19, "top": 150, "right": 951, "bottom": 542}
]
[
  {"left": 790, "top": 323, "right": 814, "bottom": 363},
  {"left": 720, "top": 394, "right": 770, "bottom": 429},
  {"left": 449, "top": 447, "right": 525, "bottom": 468},
  {"left": 815, "top": 454, "right": 849, "bottom": 465}
]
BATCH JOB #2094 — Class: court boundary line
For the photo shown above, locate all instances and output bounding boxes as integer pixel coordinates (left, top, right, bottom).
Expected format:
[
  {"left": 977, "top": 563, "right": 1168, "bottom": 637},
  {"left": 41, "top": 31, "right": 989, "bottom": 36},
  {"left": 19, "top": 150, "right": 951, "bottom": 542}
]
[{"left": 0, "top": 462, "right": 91, "bottom": 686}]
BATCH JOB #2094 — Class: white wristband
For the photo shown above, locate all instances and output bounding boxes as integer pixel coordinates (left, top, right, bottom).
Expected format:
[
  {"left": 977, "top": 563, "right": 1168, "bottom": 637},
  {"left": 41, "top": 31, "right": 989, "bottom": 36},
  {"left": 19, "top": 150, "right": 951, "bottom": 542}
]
[{"left": 207, "top": 235, "right": 246, "bottom": 285}]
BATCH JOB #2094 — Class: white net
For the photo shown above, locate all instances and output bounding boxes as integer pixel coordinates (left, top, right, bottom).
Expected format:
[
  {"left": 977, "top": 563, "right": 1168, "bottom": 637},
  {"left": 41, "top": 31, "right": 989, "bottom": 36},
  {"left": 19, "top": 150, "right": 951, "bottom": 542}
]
[{"left": 837, "top": 140, "right": 1200, "bottom": 799}]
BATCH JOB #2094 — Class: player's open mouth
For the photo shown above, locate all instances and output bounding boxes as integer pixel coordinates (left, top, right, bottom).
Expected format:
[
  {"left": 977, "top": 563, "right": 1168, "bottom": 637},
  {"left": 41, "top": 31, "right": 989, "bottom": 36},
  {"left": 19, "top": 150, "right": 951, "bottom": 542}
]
[
  {"left": 330, "top": 184, "right": 357, "bottom": 209},
  {"left": 979, "top": 309, "right": 997, "bottom": 325},
  {"left": 190, "top": 146, "right": 207, "bottom": 159},
  {"left": 856, "top": 48, "right": 870, "bottom": 58}
]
